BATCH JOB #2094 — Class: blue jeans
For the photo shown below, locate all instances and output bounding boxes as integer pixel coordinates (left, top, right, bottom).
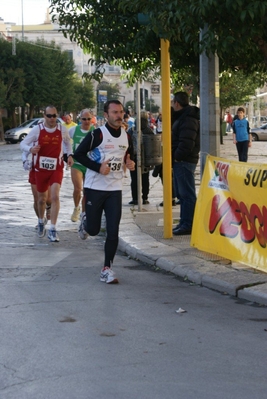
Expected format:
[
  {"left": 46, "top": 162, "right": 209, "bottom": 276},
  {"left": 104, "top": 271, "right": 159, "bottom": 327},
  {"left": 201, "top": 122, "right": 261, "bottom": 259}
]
[{"left": 173, "top": 161, "right": 197, "bottom": 230}]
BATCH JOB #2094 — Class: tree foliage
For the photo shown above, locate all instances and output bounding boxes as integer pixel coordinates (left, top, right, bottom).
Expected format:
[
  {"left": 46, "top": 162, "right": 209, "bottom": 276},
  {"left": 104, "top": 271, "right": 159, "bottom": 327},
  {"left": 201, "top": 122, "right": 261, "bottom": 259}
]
[
  {"left": 74, "top": 78, "right": 96, "bottom": 111},
  {"left": 0, "top": 38, "right": 95, "bottom": 127},
  {"left": 50, "top": 0, "right": 267, "bottom": 84},
  {"left": 219, "top": 70, "right": 265, "bottom": 111},
  {"left": 0, "top": 68, "right": 25, "bottom": 111}
]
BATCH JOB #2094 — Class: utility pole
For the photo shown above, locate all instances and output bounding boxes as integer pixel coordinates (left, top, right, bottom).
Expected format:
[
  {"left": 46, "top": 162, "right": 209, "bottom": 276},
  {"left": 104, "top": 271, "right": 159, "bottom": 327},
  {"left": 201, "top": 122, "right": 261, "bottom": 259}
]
[
  {"left": 136, "top": 81, "right": 142, "bottom": 211},
  {"left": 21, "top": 0, "right": 24, "bottom": 41},
  {"left": 12, "top": 36, "right": 16, "bottom": 55},
  {"left": 199, "top": 26, "right": 220, "bottom": 176}
]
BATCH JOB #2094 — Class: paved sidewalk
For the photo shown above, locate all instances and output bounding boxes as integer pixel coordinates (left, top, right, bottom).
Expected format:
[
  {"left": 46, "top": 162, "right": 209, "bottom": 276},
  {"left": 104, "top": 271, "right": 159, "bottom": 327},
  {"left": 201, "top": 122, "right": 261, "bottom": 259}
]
[{"left": 118, "top": 134, "right": 267, "bottom": 306}]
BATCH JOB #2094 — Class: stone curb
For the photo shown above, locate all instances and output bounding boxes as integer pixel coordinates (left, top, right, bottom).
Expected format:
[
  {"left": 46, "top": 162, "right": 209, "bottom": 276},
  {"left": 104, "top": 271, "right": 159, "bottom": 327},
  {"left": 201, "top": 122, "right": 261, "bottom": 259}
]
[{"left": 118, "top": 230, "right": 267, "bottom": 305}]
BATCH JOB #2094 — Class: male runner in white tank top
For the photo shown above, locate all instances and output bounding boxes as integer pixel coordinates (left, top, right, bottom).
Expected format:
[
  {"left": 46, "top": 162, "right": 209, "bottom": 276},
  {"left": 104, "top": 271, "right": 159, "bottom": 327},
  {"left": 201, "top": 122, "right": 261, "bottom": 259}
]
[{"left": 74, "top": 100, "right": 135, "bottom": 284}]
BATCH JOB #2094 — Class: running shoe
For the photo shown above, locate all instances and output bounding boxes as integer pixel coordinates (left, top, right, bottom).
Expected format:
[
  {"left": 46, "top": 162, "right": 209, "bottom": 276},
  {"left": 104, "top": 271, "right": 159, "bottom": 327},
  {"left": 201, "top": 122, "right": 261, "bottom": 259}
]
[
  {"left": 35, "top": 217, "right": 47, "bottom": 230},
  {"left": 78, "top": 214, "right": 88, "bottom": 240},
  {"left": 71, "top": 206, "right": 80, "bottom": 222},
  {"left": 47, "top": 228, "right": 60, "bottom": 242},
  {"left": 100, "top": 267, "right": 119, "bottom": 284},
  {"left": 80, "top": 211, "right": 85, "bottom": 221},
  {"left": 37, "top": 222, "right": 46, "bottom": 238}
]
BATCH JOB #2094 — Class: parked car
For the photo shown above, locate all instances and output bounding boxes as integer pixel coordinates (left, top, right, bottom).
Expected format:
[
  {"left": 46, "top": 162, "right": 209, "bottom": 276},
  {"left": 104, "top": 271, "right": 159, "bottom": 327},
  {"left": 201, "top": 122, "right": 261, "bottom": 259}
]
[
  {"left": 251, "top": 116, "right": 267, "bottom": 127},
  {"left": 4, "top": 117, "right": 64, "bottom": 144},
  {"left": 250, "top": 124, "right": 267, "bottom": 141}
]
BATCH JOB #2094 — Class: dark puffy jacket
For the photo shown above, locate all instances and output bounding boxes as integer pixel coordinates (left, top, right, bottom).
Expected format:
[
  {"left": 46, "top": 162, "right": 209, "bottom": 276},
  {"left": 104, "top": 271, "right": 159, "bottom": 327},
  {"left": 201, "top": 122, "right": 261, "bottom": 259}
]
[{"left": 172, "top": 105, "right": 200, "bottom": 164}]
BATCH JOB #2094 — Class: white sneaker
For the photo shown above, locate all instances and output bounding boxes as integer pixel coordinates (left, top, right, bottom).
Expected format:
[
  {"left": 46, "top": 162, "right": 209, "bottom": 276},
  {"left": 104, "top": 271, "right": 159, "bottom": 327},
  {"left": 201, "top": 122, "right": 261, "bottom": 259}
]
[
  {"left": 71, "top": 206, "right": 80, "bottom": 222},
  {"left": 100, "top": 267, "right": 119, "bottom": 284},
  {"left": 47, "top": 229, "right": 59, "bottom": 242},
  {"left": 78, "top": 214, "right": 88, "bottom": 240}
]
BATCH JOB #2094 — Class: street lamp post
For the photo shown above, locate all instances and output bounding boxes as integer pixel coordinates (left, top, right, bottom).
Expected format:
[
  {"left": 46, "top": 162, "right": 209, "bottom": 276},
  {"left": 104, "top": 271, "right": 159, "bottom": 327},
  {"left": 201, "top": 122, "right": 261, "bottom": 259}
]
[{"left": 21, "top": 0, "right": 24, "bottom": 41}]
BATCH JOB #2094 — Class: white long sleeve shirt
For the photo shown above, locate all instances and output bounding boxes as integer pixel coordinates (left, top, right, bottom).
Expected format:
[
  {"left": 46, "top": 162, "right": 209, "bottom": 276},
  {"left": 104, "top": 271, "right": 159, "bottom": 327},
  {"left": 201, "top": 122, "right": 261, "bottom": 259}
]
[{"left": 20, "top": 123, "right": 73, "bottom": 157}]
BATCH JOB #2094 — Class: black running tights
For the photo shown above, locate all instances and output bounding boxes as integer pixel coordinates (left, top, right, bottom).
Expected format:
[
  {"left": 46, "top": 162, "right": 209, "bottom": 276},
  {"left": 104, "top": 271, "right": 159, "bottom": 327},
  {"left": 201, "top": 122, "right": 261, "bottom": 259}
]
[{"left": 84, "top": 188, "right": 122, "bottom": 267}]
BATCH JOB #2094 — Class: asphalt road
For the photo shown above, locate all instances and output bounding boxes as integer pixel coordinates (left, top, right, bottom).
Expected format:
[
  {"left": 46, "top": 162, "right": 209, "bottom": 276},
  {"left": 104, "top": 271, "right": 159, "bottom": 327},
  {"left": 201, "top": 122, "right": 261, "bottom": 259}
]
[{"left": 0, "top": 143, "right": 267, "bottom": 399}]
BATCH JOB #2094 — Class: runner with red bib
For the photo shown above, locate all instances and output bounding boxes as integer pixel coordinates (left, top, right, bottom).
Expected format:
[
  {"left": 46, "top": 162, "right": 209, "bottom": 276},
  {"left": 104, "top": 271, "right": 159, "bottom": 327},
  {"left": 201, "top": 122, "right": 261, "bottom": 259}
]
[{"left": 20, "top": 105, "right": 73, "bottom": 242}]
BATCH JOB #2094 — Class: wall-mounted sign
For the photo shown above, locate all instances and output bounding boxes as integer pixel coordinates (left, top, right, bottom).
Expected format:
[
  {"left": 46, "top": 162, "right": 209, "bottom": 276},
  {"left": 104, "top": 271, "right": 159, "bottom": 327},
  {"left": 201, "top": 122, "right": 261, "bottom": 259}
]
[
  {"left": 151, "top": 84, "right": 160, "bottom": 94},
  {"left": 98, "top": 90, "right": 107, "bottom": 102}
]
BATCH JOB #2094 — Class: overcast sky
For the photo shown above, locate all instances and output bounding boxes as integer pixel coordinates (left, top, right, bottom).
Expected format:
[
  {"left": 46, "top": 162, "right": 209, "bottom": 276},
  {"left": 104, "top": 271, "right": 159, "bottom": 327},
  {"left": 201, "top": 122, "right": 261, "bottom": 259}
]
[{"left": 1, "top": 0, "right": 51, "bottom": 25}]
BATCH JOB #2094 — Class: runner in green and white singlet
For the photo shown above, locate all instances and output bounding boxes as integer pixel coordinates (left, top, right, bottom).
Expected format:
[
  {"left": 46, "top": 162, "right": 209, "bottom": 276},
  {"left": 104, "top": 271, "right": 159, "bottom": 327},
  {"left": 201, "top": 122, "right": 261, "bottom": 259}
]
[{"left": 69, "top": 109, "right": 95, "bottom": 222}]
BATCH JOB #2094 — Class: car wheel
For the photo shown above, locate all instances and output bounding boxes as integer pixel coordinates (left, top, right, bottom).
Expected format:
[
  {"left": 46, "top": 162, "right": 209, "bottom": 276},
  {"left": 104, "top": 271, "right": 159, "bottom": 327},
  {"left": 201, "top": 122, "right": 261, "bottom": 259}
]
[
  {"left": 19, "top": 133, "right": 27, "bottom": 142},
  {"left": 251, "top": 133, "right": 258, "bottom": 141}
]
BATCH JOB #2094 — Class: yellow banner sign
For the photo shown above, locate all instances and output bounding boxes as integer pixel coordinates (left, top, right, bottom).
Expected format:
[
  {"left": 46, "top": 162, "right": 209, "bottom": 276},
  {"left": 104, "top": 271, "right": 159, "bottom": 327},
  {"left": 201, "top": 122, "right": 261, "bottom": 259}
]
[{"left": 191, "top": 155, "right": 267, "bottom": 272}]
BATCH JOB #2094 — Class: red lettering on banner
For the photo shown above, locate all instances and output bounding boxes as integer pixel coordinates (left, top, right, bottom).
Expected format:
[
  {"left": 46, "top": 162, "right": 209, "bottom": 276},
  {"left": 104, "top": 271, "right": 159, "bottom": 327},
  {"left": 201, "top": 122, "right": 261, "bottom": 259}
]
[
  {"left": 215, "top": 162, "right": 229, "bottom": 185},
  {"left": 239, "top": 202, "right": 255, "bottom": 243},
  {"left": 209, "top": 195, "right": 231, "bottom": 233},
  {"left": 208, "top": 195, "right": 267, "bottom": 248},
  {"left": 219, "top": 198, "right": 241, "bottom": 238}
]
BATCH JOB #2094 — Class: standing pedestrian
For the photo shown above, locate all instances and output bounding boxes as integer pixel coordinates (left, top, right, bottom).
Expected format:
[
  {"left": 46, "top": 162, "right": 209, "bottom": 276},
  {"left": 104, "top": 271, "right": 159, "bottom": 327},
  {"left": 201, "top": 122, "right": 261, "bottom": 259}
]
[
  {"left": 171, "top": 92, "right": 200, "bottom": 236},
  {"left": 122, "top": 113, "right": 130, "bottom": 132},
  {"left": 128, "top": 111, "right": 154, "bottom": 205},
  {"left": 147, "top": 112, "right": 156, "bottom": 131},
  {"left": 74, "top": 100, "right": 135, "bottom": 284},
  {"left": 69, "top": 109, "right": 94, "bottom": 222},
  {"left": 156, "top": 113, "right": 162, "bottom": 134},
  {"left": 155, "top": 107, "right": 179, "bottom": 207},
  {"left": 225, "top": 111, "right": 233, "bottom": 132},
  {"left": 20, "top": 105, "right": 74, "bottom": 242},
  {"left": 232, "top": 107, "right": 252, "bottom": 162},
  {"left": 126, "top": 110, "right": 135, "bottom": 129}
]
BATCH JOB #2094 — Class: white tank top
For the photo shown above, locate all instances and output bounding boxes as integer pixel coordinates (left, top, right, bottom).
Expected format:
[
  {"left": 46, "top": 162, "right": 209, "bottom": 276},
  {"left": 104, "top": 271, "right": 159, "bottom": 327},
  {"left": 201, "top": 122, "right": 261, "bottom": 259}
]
[{"left": 84, "top": 125, "right": 128, "bottom": 191}]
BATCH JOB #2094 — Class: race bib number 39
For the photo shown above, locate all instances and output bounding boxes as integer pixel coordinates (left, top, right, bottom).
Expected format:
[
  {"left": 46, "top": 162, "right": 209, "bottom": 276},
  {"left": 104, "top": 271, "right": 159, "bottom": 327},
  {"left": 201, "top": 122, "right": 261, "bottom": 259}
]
[
  {"left": 39, "top": 156, "right": 57, "bottom": 170},
  {"left": 108, "top": 161, "right": 122, "bottom": 172}
]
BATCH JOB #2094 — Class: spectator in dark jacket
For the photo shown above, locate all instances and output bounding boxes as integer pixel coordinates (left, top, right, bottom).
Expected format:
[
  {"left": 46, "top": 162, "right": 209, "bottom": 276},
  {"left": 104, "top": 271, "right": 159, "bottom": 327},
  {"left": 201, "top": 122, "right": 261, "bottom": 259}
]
[{"left": 171, "top": 92, "right": 200, "bottom": 235}]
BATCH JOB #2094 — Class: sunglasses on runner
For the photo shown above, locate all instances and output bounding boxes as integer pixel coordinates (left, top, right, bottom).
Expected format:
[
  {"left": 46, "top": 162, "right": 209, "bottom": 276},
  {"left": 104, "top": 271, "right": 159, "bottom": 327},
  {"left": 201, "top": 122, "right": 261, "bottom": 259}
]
[
  {"left": 81, "top": 117, "right": 91, "bottom": 121},
  {"left": 45, "top": 114, "right": 57, "bottom": 118}
]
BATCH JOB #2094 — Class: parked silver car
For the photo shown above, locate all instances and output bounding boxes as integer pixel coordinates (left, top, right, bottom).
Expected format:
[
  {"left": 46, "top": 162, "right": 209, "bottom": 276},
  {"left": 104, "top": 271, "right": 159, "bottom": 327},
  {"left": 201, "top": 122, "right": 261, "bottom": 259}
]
[
  {"left": 250, "top": 124, "right": 267, "bottom": 141},
  {"left": 4, "top": 117, "right": 64, "bottom": 144}
]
